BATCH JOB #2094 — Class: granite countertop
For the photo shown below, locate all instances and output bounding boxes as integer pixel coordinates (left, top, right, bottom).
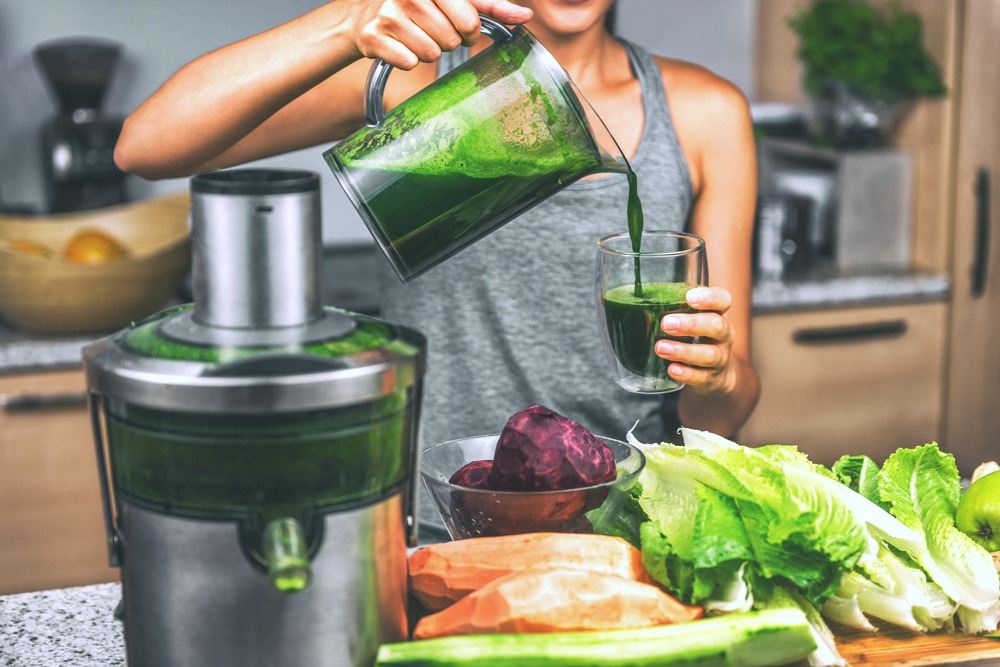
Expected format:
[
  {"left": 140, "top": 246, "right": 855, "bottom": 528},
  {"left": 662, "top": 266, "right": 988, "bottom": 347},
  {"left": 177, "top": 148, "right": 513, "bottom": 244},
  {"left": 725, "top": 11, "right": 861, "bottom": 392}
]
[
  {"left": 0, "top": 247, "right": 950, "bottom": 375},
  {"left": 1, "top": 583, "right": 124, "bottom": 666},
  {"left": 751, "top": 264, "right": 951, "bottom": 315}
]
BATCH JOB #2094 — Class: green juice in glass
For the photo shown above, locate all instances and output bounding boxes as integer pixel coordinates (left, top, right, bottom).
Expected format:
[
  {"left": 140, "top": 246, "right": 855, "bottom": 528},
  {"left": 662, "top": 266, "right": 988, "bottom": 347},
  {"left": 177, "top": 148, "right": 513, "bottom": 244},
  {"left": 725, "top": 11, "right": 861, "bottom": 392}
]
[{"left": 601, "top": 281, "right": 694, "bottom": 391}]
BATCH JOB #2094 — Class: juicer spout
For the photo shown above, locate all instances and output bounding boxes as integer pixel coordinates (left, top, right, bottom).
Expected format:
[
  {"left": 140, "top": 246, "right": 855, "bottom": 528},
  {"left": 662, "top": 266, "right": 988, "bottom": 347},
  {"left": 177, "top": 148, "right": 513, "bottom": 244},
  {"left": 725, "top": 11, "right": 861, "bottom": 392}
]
[{"left": 263, "top": 516, "right": 313, "bottom": 593}]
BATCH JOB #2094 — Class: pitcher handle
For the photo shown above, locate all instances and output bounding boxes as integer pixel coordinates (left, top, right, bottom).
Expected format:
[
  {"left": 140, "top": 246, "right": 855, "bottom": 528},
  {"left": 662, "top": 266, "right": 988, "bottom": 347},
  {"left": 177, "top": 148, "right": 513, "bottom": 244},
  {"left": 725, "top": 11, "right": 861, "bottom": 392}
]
[{"left": 364, "top": 16, "right": 514, "bottom": 127}]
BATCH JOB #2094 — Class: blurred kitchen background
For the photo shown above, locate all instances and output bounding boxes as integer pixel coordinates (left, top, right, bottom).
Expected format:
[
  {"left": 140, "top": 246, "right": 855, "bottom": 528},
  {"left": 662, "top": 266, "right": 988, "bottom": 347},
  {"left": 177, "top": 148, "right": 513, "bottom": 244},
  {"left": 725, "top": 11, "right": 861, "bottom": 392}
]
[
  {"left": 0, "top": 0, "right": 997, "bottom": 593},
  {"left": 0, "top": 0, "right": 755, "bottom": 244}
]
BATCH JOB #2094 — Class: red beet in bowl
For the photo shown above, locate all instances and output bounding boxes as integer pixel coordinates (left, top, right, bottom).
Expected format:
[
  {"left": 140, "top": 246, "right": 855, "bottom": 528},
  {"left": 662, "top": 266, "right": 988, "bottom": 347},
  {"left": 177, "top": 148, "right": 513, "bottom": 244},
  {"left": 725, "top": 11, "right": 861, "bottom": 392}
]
[{"left": 419, "top": 434, "right": 645, "bottom": 540}]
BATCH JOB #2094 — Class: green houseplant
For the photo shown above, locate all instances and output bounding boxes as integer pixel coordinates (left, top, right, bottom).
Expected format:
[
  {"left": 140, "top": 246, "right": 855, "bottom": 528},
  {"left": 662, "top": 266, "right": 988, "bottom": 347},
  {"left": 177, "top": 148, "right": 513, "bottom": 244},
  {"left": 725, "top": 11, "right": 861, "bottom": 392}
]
[{"left": 788, "top": 0, "right": 947, "bottom": 148}]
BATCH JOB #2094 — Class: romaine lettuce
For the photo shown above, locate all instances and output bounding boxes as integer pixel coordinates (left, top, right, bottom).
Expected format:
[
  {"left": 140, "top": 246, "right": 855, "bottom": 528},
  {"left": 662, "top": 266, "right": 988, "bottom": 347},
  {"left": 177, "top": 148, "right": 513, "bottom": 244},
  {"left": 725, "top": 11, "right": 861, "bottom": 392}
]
[
  {"left": 619, "top": 427, "right": 1000, "bottom": 662},
  {"left": 878, "top": 444, "right": 1000, "bottom": 631}
]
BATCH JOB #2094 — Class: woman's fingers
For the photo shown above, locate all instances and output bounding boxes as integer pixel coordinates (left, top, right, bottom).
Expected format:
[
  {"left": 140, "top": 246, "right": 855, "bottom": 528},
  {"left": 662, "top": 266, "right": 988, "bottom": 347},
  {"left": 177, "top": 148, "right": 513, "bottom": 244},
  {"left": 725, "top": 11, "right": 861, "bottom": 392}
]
[
  {"left": 353, "top": 0, "right": 531, "bottom": 68},
  {"left": 469, "top": 0, "right": 533, "bottom": 25},
  {"left": 660, "top": 311, "right": 733, "bottom": 345},
  {"left": 655, "top": 338, "right": 730, "bottom": 372},
  {"left": 685, "top": 286, "right": 731, "bottom": 313},
  {"left": 354, "top": 1, "right": 449, "bottom": 68},
  {"left": 434, "top": 0, "right": 487, "bottom": 45},
  {"left": 654, "top": 289, "right": 736, "bottom": 392}
]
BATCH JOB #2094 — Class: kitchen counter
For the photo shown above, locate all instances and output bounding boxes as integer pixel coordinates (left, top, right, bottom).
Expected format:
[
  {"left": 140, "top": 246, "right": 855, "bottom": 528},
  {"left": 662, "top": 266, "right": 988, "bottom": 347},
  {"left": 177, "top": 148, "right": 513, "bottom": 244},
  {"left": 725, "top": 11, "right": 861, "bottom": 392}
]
[
  {"left": 1, "top": 583, "right": 123, "bottom": 667},
  {"left": 4, "top": 582, "right": 999, "bottom": 667},
  {"left": 0, "top": 245, "right": 949, "bottom": 375},
  {"left": 751, "top": 264, "right": 951, "bottom": 315}
]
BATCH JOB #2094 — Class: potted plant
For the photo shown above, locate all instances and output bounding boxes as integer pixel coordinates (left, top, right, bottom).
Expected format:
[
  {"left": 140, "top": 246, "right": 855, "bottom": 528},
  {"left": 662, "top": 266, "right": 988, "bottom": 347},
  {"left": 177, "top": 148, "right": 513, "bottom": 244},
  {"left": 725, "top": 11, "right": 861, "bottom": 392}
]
[{"left": 788, "top": 0, "right": 947, "bottom": 148}]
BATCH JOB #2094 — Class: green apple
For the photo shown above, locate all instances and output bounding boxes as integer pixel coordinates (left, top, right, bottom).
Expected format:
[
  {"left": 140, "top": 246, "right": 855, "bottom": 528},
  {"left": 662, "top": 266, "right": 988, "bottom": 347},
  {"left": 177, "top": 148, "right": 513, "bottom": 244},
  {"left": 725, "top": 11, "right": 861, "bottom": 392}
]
[{"left": 956, "top": 470, "right": 1000, "bottom": 552}]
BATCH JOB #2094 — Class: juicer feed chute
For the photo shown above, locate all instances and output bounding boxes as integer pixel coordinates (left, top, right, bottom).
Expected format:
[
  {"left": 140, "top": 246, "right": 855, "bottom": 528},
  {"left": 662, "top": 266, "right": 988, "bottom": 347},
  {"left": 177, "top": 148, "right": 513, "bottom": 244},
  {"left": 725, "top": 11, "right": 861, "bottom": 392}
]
[{"left": 83, "top": 168, "right": 425, "bottom": 667}]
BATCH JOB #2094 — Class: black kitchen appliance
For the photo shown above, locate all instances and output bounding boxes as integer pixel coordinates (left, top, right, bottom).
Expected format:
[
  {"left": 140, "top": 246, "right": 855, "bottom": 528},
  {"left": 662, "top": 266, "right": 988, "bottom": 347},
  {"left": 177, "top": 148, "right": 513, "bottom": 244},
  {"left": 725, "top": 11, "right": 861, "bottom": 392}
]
[
  {"left": 34, "top": 37, "right": 127, "bottom": 213},
  {"left": 753, "top": 193, "right": 814, "bottom": 280}
]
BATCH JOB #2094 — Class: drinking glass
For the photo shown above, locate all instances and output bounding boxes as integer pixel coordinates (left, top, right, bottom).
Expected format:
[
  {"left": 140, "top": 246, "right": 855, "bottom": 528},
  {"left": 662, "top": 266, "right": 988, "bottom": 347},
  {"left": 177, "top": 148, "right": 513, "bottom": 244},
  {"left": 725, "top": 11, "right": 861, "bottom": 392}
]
[{"left": 596, "top": 230, "right": 708, "bottom": 393}]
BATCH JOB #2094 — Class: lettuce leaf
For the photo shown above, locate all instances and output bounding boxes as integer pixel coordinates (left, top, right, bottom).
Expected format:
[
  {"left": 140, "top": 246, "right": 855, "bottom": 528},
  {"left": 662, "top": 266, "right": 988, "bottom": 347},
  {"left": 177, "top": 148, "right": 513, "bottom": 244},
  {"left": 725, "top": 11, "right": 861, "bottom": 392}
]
[
  {"left": 878, "top": 444, "right": 1000, "bottom": 622},
  {"left": 833, "top": 454, "right": 891, "bottom": 512},
  {"left": 632, "top": 430, "right": 865, "bottom": 606},
  {"left": 632, "top": 442, "right": 755, "bottom": 607}
]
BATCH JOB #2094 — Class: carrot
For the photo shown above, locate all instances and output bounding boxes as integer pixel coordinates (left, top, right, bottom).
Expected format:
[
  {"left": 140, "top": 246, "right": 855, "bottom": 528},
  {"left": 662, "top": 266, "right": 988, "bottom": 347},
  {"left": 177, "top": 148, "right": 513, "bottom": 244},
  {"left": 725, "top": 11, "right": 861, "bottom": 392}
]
[
  {"left": 412, "top": 568, "right": 703, "bottom": 639},
  {"left": 408, "top": 532, "right": 654, "bottom": 611}
]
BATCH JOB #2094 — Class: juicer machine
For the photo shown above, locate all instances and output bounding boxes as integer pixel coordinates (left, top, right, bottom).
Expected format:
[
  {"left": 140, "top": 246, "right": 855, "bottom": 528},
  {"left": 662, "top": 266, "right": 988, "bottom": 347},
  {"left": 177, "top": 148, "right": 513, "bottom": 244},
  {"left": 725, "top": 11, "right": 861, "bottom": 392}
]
[{"left": 83, "top": 168, "right": 425, "bottom": 666}]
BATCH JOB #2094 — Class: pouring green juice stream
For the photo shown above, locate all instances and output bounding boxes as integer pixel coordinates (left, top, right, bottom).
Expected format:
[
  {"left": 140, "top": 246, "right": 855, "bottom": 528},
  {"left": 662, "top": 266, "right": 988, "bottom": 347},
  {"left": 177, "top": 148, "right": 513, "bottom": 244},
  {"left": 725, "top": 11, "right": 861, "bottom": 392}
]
[{"left": 626, "top": 169, "right": 644, "bottom": 295}]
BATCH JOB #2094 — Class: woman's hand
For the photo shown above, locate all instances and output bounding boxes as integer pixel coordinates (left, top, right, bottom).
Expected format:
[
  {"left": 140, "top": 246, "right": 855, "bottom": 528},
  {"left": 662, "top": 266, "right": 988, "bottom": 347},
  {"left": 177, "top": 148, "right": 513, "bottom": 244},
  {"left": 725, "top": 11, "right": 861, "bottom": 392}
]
[
  {"left": 115, "top": 0, "right": 532, "bottom": 179},
  {"left": 654, "top": 286, "right": 738, "bottom": 396},
  {"left": 349, "top": 0, "right": 533, "bottom": 69}
]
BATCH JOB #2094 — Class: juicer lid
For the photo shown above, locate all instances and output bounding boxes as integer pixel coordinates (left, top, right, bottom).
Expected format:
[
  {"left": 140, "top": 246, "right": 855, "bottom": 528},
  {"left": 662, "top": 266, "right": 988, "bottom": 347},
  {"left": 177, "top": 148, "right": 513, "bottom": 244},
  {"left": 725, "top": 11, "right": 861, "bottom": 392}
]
[
  {"left": 83, "top": 305, "right": 425, "bottom": 413},
  {"left": 83, "top": 167, "right": 426, "bottom": 413}
]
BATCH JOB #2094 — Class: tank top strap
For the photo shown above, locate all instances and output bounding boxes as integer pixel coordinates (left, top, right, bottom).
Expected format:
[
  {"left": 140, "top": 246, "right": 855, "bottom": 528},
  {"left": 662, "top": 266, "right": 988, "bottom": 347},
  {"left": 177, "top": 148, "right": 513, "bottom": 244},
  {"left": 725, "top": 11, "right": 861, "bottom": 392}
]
[
  {"left": 617, "top": 38, "right": 692, "bottom": 202},
  {"left": 618, "top": 39, "right": 669, "bottom": 123}
]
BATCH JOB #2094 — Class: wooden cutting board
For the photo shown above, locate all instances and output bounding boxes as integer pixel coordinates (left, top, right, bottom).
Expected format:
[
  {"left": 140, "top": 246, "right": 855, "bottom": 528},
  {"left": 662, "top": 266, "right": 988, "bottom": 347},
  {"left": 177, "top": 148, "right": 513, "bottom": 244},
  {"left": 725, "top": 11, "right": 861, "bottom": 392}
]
[{"left": 833, "top": 623, "right": 1000, "bottom": 666}]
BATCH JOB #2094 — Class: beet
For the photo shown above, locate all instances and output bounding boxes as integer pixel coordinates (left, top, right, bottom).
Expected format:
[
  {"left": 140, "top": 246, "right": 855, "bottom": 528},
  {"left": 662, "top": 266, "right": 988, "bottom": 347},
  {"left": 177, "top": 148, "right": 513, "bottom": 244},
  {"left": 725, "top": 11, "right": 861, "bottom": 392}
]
[
  {"left": 449, "top": 460, "right": 493, "bottom": 488},
  {"left": 487, "top": 405, "right": 616, "bottom": 492},
  {"left": 443, "top": 405, "right": 617, "bottom": 537}
]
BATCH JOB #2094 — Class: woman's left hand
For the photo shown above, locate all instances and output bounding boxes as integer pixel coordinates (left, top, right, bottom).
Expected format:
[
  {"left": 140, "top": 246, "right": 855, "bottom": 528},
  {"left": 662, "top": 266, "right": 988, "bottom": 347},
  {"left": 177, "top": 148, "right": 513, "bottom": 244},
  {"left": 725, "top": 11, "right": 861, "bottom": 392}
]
[{"left": 654, "top": 286, "right": 737, "bottom": 396}]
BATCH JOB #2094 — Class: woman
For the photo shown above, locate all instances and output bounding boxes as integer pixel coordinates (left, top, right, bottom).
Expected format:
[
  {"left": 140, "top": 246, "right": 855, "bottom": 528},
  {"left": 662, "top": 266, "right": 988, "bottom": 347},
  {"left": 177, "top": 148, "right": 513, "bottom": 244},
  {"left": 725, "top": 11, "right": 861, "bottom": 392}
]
[{"left": 115, "top": 0, "right": 760, "bottom": 540}]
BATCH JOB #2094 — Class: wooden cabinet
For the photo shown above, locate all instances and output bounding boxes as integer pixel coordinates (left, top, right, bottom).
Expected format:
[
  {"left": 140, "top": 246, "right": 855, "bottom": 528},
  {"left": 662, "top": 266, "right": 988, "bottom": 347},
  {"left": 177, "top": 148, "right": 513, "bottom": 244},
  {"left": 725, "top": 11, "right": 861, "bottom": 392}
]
[
  {"left": 0, "top": 367, "right": 117, "bottom": 594},
  {"left": 942, "top": 1, "right": 1000, "bottom": 477},
  {"left": 741, "top": 302, "right": 947, "bottom": 467}
]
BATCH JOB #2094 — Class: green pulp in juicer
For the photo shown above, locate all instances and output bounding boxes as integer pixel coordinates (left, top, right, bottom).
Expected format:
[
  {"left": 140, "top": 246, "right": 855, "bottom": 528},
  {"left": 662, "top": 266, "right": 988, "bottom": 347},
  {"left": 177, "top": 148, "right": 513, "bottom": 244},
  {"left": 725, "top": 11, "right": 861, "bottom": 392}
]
[
  {"left": 105, "top": 393, "right": 414, "bottom": 523},
  {"left": 122, "top": 304, "right": 419, "bottom": 364}
]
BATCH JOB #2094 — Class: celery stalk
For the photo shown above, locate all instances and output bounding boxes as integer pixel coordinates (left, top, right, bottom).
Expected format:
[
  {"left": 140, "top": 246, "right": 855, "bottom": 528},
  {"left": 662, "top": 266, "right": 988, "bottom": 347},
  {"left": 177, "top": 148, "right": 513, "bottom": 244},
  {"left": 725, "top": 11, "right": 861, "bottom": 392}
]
[{"left": 375, "top": 608, "right": 816, "bottom": 667}]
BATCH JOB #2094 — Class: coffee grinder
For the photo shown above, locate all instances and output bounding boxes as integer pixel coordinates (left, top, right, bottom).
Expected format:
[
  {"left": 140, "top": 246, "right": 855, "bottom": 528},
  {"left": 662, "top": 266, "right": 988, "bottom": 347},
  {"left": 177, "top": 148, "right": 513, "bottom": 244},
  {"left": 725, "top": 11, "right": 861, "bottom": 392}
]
[
  {"left": 34, "top": 37, "right": 127, "bottom": 213},
  {"left": 84, "top": 168, "right": 425, "bottom": 666}
]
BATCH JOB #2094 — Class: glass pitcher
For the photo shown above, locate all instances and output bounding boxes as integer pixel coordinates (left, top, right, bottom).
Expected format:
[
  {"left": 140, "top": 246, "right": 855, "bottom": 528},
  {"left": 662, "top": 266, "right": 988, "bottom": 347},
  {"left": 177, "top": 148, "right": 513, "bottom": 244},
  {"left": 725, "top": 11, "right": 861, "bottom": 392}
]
[{"left": 324, "top": 17, "right": 629, "bottom": 282}]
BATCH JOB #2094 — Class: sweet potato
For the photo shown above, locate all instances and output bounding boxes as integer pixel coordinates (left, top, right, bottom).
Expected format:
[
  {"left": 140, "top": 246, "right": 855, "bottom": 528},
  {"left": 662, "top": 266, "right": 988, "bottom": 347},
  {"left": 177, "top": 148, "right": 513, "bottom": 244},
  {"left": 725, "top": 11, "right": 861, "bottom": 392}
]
[
  {"left": 412, "top": 568, "right": 703, "bottom": 639},
  {"left": 408, "top": 532, "right": 654, "bottom": 611}
]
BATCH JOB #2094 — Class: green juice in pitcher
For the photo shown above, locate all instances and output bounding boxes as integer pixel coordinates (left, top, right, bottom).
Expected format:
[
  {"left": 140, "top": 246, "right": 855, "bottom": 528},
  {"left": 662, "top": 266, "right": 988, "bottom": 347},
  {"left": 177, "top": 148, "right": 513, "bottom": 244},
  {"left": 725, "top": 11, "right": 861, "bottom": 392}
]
[
  {"left": 326, "top": 26, "right": 630, "bottom": 282},
  {"left": 337, "top": 160, "right": 596, "bottom": 280}
]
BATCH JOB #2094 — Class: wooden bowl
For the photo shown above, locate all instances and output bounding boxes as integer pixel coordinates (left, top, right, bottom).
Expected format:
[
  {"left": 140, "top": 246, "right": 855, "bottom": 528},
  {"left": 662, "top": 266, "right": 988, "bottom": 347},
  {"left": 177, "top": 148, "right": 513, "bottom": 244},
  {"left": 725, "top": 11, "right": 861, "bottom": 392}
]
[{"left": 0, "top": 192, "right": 191, "bottom": 334}]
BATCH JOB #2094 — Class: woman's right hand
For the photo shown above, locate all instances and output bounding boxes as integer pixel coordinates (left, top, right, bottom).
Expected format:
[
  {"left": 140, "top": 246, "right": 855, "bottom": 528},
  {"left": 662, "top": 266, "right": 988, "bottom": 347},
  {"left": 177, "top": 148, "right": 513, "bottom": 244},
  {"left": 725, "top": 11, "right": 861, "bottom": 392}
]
[
  {"left": 348, "top": 0, "right": 533, "bottom": 69},
  {"left": 116, "top": 0, "right": 531, "bottom": 180}
]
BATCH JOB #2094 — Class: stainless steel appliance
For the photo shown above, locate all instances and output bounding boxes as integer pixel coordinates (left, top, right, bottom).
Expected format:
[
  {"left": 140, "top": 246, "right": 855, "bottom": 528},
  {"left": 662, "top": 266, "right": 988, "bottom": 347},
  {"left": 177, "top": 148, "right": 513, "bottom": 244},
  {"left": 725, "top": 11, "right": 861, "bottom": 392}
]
[
  {"left": 753, "top": 194, "right": 814, "bottom": 280},
  {"left": 34, "top": 37, "right": 127, "bottom": 213},
  {"left": 84, "top": 168, "right": 425, "bottom": 667}
]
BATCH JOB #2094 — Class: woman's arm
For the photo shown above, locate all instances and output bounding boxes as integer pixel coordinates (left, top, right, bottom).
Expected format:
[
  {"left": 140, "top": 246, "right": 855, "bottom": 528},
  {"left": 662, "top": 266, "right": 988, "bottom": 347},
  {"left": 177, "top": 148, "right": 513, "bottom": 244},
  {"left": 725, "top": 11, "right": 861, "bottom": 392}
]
[
  {"left": 654, "top": 60, "right": 761, "bottom": 438},
  {"left": 114, "top": 0, "right": 532, "bottom": 180}
]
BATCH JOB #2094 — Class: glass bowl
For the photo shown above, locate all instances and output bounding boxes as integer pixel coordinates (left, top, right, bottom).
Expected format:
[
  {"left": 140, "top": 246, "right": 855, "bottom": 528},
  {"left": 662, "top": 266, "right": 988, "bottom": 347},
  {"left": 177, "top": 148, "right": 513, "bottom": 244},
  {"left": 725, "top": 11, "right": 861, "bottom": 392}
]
[{"left": 420, "top": 434, "right": 645, "bottom": 540}]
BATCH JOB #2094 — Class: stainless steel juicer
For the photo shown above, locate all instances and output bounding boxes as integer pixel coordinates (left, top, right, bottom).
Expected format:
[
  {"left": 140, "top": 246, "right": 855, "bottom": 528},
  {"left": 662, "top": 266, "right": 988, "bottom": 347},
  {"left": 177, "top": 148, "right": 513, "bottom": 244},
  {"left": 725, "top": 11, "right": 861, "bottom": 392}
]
[{"left": 84, "top": 168, "right": 425, "bottom": 667}]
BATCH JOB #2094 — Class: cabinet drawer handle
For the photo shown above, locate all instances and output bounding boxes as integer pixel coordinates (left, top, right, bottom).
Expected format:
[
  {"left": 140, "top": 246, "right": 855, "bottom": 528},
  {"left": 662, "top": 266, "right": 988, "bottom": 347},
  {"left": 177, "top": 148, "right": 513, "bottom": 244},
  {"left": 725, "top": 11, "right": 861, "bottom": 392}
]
[
  {"left": 0, "top": 391, "right": 89, "bottom": 412},
  {"left": 792, "top": 320, "right": 908, "bottom": 346},
  {"left": 972, "top": 167, "right": 991, "bottom": 298}
]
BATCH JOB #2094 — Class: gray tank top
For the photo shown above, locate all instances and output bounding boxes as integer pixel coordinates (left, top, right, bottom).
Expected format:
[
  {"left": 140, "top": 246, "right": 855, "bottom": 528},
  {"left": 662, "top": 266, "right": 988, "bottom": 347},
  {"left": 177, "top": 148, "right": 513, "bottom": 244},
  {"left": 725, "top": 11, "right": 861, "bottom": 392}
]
[{"left": 377, "top": 40, "right": 693, "bottom": 540}]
